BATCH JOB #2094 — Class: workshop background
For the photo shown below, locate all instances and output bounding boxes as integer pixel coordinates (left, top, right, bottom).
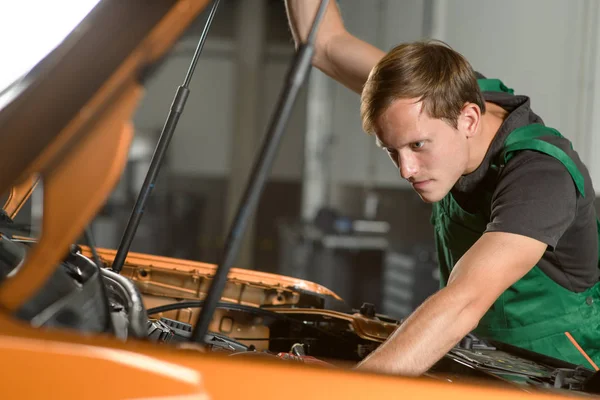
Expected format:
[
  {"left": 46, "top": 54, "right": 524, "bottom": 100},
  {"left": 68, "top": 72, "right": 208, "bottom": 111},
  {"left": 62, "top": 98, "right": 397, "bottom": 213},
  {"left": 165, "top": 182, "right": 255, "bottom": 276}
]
[{"left": 35, "top": 0, "right": 600, "bottom": 321}]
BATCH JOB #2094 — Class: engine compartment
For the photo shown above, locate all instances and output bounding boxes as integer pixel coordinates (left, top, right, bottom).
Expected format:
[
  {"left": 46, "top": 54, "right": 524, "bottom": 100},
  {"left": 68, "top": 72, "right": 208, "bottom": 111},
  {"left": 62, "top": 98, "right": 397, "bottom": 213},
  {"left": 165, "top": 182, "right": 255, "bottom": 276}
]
[{"left": 1, "top": 229, "right": 599, "bottom": 397}]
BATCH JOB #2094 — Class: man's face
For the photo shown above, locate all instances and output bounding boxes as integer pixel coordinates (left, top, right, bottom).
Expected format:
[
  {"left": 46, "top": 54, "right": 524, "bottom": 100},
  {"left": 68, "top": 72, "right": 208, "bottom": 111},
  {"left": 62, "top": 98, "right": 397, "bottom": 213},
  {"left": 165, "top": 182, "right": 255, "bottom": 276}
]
[{"left": 374, "top": 99, "right": 470, "bottom": 203}]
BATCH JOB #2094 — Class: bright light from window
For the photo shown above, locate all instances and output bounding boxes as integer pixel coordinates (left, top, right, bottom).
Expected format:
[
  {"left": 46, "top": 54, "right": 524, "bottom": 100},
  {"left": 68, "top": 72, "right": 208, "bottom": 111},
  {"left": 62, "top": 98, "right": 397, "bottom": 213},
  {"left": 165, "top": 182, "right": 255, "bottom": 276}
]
[{"left": 0, "top": 1, "right": 100, "bottom": 93}]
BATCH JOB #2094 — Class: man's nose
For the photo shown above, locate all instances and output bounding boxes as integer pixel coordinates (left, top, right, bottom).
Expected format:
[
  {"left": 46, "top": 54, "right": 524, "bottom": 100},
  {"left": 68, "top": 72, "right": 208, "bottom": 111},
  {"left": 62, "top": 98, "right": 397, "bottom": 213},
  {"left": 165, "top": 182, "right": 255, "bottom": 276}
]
[{"left": 399, "top": 153, "right": 418, "bottom": 180}]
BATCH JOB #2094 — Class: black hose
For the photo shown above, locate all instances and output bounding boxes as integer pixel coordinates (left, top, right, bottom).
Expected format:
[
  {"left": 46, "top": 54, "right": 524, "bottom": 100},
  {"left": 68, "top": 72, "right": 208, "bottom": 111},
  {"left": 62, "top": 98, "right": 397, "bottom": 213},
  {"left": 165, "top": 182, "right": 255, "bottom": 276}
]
[{"left": 147, "top": 300, "right": 354, "bottom": 345}]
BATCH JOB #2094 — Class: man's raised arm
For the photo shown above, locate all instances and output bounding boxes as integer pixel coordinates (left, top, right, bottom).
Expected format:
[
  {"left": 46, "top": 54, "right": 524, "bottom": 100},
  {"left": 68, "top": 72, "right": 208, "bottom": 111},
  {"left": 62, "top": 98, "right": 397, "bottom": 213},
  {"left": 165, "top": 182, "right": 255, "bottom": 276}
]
[{"left": 284, "top": 0, "right": 385, "bottom": 94}]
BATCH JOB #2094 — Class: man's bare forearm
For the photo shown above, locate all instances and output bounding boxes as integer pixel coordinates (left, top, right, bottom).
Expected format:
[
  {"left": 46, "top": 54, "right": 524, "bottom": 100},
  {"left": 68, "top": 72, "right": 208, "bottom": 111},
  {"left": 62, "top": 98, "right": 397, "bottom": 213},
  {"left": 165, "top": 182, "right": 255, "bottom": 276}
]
[
  {"left": 356, "top": 286, "right": 480, "bottom": 376},
  {"left": 284, "top": 0, "right": 344, "bottom": 48},
  {"left": 357, "top": 232, "right": 547, "bottom": 376},
  {"left": 284, "top": 0, "right": 384, "bottom": 94},
  {"left": 324, "top": 33, "right": 385, "bottom": 94}
]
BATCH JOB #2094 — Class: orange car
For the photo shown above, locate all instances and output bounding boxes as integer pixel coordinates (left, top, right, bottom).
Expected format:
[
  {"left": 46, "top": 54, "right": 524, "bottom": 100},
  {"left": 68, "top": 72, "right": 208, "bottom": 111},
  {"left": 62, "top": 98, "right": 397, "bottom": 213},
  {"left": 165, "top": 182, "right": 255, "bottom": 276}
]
[{"left": 0, "top": 1, "right": 597, "bottom": 399}]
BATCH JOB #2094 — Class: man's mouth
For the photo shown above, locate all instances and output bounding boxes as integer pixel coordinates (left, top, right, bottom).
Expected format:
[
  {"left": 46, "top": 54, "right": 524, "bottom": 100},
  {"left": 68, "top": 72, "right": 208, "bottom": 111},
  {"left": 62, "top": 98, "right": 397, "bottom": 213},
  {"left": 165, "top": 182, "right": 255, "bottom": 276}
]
[{"left": 411, "top": 180, "right": 432, "bottom": 190}]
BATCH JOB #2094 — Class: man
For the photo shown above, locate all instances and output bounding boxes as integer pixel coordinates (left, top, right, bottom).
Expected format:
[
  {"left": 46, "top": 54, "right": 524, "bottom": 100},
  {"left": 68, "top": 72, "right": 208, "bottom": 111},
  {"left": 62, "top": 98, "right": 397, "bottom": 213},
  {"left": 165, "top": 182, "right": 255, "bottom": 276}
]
[{"left": 285, "top": 0, "right": 600, "bottom": 376}]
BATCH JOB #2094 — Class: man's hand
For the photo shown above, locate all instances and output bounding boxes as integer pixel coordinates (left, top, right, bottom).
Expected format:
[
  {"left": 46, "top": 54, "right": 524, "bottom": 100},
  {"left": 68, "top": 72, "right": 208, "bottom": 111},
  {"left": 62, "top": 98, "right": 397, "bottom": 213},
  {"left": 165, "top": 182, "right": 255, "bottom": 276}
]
[
  {"left": 355, "top": 231, "right": 547, "bottom": 376},
  {"left": 284, "top": 0, "right": 385, "bottom": 94}
]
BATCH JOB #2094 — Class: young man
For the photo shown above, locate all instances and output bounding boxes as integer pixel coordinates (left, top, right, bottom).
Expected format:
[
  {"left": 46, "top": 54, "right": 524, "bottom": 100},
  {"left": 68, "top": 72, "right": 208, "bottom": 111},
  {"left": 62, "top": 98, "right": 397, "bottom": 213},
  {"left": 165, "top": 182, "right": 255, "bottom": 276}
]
[{"left": 285, "top": 1, "right": 600, "bottom": 376}]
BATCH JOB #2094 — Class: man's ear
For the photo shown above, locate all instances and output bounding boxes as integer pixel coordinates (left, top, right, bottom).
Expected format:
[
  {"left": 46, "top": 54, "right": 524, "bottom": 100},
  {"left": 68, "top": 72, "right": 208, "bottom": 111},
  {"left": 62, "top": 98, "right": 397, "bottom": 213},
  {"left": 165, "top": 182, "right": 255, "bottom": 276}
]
[{"left": 458, "top": 102, "right": 481, "bottom": 138}]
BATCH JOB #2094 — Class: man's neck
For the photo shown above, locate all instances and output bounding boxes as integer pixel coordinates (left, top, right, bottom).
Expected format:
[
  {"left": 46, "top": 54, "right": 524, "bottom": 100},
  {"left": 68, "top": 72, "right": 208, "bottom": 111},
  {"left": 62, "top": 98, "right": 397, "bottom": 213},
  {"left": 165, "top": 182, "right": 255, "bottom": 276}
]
[{"left": 465, "top": 102, "right": 508, "bottom": 174}]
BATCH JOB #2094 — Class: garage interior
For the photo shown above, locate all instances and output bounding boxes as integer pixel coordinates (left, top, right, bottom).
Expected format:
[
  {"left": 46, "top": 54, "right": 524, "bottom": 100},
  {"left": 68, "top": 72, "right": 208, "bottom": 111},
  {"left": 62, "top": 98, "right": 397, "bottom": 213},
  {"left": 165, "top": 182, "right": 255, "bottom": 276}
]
[
  {"left": 3, "top": 1, "right": 600, "bottom": 395},
  {"left": 12, "top": 0, "right": 600, "bottom": 322}
]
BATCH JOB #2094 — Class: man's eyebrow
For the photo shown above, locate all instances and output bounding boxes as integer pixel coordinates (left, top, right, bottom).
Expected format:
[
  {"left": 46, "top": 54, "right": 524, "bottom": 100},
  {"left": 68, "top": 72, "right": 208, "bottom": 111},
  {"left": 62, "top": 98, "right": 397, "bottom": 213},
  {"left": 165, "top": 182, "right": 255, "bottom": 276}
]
[{"left": 375, "top": 137, "right": 385, "bottom": 148}]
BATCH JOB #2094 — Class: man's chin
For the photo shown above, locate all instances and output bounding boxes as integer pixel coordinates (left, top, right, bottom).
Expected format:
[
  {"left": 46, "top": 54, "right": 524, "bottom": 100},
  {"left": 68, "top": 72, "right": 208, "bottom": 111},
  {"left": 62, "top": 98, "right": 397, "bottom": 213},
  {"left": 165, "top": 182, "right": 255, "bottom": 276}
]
[{"left": 415, "top": 190, "right": 445, "bottom": 204}]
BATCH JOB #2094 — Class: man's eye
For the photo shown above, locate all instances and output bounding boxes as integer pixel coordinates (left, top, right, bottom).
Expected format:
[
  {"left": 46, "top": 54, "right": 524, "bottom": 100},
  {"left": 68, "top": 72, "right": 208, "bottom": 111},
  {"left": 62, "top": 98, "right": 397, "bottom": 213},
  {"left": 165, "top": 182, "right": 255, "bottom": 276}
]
[
  {"left": 410, "top": 141, "right": 425, "bottom": 150},
  {"left": 385, "top": 147, "right": 397, "bottom": 154}
]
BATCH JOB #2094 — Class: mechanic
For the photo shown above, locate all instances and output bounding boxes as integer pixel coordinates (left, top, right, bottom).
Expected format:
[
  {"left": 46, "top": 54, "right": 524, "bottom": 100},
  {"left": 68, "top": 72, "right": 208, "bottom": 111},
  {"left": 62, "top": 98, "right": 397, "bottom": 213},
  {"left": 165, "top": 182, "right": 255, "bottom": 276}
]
[{"left": 285, "top": 0, "right": 600, "bottom": 376}]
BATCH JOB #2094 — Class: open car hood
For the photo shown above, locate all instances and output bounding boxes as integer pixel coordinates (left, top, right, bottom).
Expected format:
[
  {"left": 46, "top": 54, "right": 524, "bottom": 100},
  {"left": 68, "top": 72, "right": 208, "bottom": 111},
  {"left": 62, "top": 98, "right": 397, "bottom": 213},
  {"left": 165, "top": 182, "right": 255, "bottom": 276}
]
[{"left": 0, "top": 0, "right": 210, "bottom": 311}]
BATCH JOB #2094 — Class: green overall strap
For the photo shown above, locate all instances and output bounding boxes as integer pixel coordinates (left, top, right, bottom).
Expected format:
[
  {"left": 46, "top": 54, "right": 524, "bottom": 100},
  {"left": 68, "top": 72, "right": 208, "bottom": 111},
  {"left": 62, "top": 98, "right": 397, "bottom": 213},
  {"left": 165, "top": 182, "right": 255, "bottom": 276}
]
[
  {"left": 500, "top": 124, "right": 585, "bottom": 198},
  {"left": 477, "top": 78, "right": 514, "bottom": 94},
  {"left": 478, "top": 77, "right": 584, "bottom": 196}
]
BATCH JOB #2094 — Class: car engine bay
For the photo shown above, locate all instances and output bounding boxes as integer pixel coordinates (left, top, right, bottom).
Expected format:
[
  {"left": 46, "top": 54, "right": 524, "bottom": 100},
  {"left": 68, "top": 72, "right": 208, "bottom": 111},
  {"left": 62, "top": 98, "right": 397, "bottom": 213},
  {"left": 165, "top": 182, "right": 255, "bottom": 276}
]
[{"left": 1, "top": 228, "right": 600, "bottom": 397}]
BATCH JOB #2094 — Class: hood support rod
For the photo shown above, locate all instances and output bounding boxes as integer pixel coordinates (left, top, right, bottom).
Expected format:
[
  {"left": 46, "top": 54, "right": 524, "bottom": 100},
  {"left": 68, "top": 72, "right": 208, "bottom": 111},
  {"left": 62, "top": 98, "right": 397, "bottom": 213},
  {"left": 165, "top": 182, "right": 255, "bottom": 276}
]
[
  {"left": 111, "top": 0, "right": 221, "bottom": 274},
  {"left": 191, "top": 0, "right": 330, "bottom": 343}
]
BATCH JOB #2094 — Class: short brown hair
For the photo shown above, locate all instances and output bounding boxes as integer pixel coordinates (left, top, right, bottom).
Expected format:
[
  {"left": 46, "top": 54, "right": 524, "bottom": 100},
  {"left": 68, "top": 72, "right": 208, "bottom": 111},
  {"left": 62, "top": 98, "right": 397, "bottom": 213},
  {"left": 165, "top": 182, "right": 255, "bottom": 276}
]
[{"left": 361, "top": 40, "right": 485, "bottom": 134}]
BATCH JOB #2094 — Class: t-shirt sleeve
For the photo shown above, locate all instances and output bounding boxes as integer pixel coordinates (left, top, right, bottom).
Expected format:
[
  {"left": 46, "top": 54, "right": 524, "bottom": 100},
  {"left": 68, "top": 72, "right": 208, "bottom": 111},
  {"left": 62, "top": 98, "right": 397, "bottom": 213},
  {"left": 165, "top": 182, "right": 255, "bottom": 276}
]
[{"left": 485, "top": 150, "right": 577, "bottom": 248}]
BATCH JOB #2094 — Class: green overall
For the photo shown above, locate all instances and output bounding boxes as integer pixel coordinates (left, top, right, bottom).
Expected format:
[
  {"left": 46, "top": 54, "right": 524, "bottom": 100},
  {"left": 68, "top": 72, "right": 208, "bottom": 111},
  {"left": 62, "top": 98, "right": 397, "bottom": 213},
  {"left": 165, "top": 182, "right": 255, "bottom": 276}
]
[{"left": 431, "top": 78, "right": 600, "bottom": 368}]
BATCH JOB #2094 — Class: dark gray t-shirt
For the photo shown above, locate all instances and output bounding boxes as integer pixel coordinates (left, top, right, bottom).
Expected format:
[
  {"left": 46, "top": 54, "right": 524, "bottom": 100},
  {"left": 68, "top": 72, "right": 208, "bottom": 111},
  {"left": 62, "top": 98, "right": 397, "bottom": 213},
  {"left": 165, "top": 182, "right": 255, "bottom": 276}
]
[{"left": 451, "top": 88, "right": 599, "bottom": 292}]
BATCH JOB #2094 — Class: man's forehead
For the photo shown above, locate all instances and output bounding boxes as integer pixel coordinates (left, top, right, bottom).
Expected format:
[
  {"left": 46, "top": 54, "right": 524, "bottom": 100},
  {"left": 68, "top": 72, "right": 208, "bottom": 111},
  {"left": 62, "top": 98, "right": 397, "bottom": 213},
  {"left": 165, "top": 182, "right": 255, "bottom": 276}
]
[{"left": 375, "top": 99, "right": 425, "bottom": 144}]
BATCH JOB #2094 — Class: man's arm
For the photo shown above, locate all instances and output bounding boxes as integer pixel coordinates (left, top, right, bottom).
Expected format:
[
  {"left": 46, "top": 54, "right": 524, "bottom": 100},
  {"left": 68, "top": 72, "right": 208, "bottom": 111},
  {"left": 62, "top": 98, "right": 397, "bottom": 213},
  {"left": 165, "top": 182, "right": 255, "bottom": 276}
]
[
  {"left": 284, "top": 0, "right": 385, "bottom": 94},
  {"left": 355, "top": 231, "right": 547, "bottom": 376}
]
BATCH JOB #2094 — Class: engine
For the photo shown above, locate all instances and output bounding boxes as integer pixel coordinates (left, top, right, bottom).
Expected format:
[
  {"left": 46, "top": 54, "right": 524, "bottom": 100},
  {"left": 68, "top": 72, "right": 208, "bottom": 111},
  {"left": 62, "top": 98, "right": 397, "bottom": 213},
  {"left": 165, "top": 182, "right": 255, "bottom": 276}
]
[
  {"left": 2, "top": 232, "right": 600, "bottom": 396},
  {"left": 0, "top": 236, "right": 146, "bottom": 340}
]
